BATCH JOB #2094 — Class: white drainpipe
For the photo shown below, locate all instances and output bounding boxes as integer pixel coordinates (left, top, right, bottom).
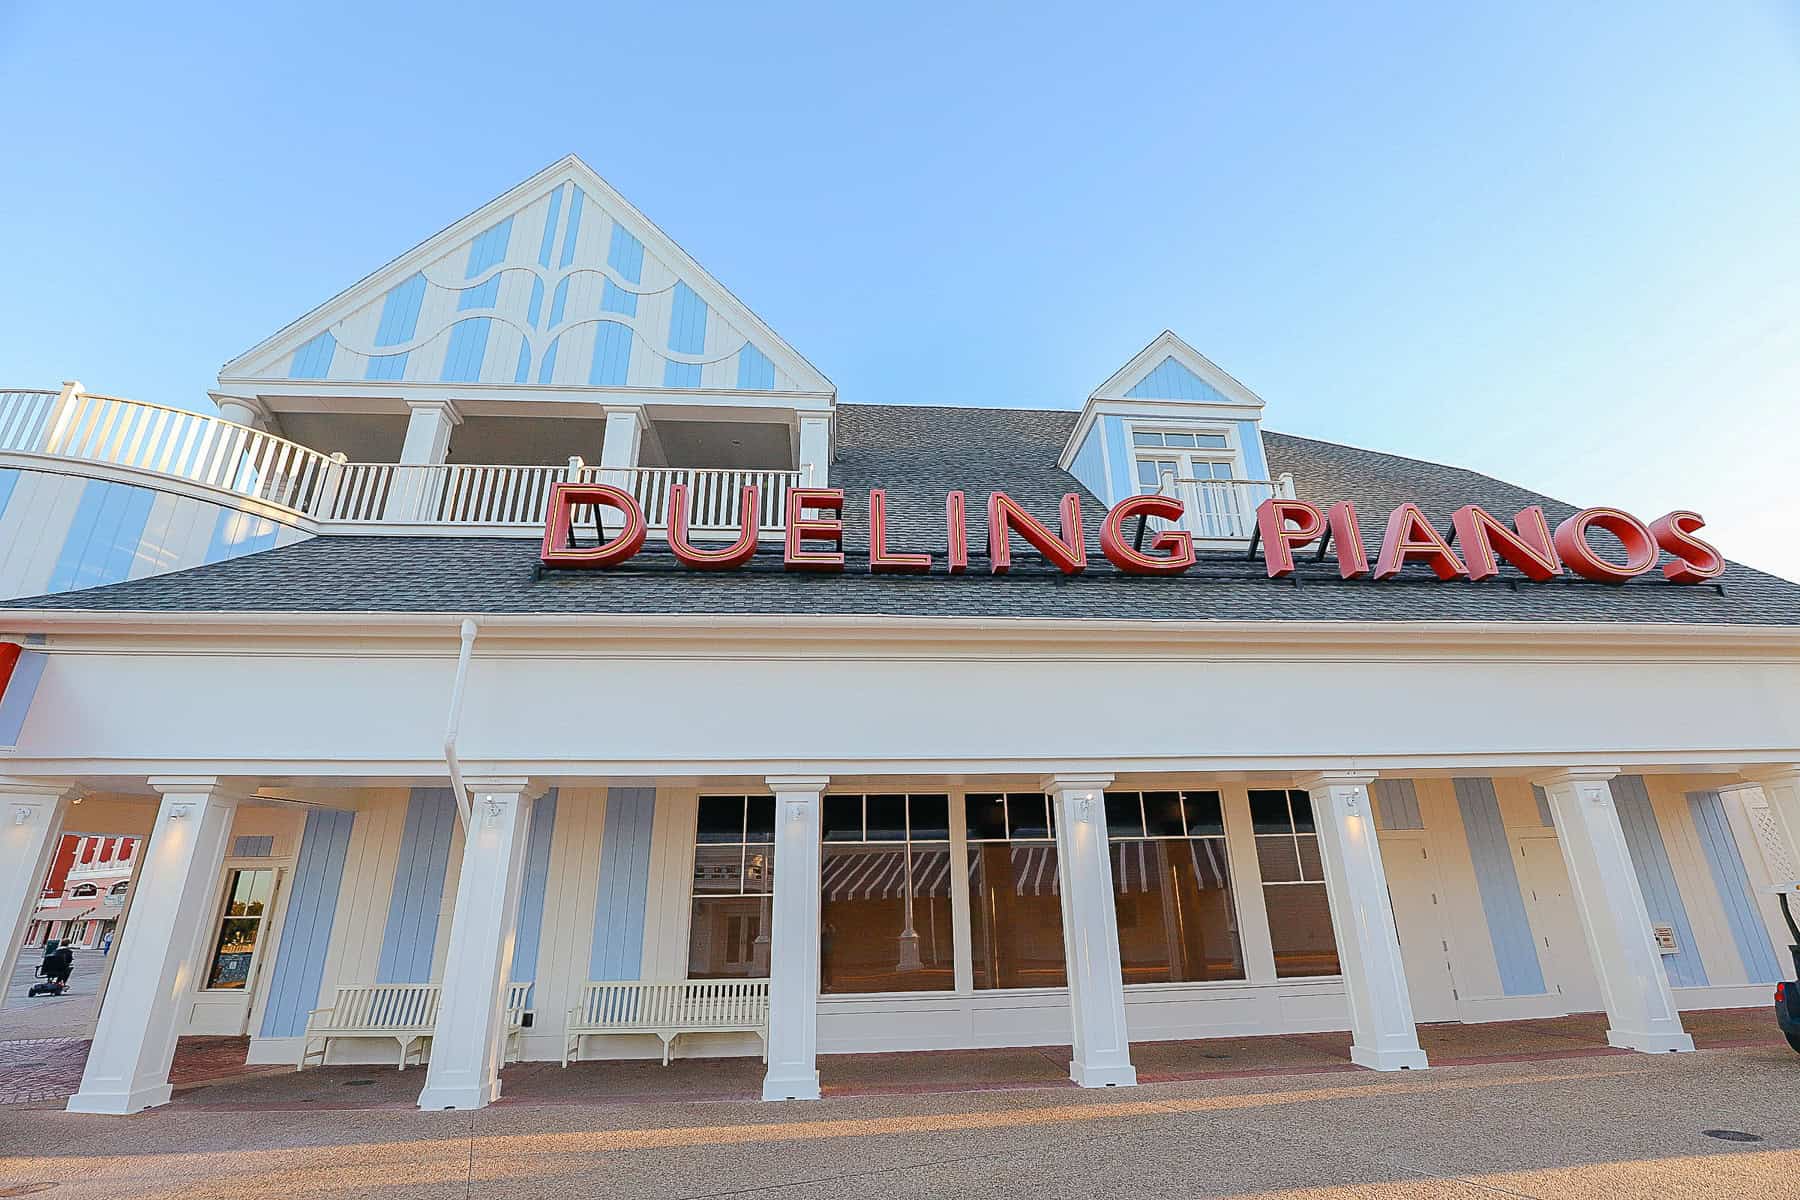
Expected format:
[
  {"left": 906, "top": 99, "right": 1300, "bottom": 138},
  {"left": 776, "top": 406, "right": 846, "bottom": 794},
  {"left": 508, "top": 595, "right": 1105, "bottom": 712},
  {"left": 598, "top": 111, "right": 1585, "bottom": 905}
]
[{"left": 443, "top": 617, "right": 478, "bottom": 828}]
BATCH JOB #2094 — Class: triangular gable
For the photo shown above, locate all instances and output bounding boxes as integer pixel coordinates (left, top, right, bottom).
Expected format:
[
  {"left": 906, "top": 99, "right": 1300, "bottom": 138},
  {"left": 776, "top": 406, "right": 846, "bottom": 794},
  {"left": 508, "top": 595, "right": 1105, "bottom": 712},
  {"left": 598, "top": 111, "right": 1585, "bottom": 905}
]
[
  {"left": 1090, "top": 331, "right": 1262, "bottom": 408},
  {"left": 220, "top": 156, "right": 833, "bottom": 395}
]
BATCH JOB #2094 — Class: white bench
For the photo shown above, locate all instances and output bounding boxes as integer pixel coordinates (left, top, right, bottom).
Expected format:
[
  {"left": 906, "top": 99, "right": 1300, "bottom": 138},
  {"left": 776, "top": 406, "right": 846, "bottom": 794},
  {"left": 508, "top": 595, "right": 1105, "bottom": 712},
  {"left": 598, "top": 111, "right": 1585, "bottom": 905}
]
[
  {"left": 563, "top": 980, "right": 769, "bottom": 1066},
  {"left": 301, "top": 981, "right": 533, "bottom": 1070}
]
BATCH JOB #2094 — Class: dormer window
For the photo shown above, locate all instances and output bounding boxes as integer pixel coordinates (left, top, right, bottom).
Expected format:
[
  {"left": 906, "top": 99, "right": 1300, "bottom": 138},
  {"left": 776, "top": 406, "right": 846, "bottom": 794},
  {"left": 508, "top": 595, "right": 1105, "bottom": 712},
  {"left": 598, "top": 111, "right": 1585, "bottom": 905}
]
[{"left": 1131, "top": 428, "right": 1239, "bottom": 495}]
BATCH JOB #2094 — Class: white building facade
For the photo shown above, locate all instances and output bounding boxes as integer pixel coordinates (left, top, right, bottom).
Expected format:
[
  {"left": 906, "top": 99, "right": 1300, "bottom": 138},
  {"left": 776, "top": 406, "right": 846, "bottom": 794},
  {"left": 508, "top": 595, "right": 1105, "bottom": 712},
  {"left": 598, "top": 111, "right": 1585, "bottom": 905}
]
[{"left": 1, "top": 157, "right": 1797, "bottom": 1116}]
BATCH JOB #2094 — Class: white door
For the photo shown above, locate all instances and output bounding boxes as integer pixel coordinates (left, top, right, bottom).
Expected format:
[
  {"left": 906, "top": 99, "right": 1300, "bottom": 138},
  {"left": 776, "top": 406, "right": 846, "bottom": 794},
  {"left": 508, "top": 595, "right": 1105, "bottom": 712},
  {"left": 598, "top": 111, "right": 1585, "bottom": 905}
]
[
  {"left": 1516, "top": 835, "right": 1603, "bottom": 1013},
  {"left": 1380, "top": 834, "right": 1460, "bottom": 1022}
]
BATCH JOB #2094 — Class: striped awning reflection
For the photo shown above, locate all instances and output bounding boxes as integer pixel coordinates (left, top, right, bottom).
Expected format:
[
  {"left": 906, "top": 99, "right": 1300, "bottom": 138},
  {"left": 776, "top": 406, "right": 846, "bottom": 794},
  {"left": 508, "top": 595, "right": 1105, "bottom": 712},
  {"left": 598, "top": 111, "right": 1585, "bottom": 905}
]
[
  {"left": 821, "top": 846, "right": 951, "bottom": 902},
  {"left": 1110, "top": 839, "right": 1229, "bottom": 894}
]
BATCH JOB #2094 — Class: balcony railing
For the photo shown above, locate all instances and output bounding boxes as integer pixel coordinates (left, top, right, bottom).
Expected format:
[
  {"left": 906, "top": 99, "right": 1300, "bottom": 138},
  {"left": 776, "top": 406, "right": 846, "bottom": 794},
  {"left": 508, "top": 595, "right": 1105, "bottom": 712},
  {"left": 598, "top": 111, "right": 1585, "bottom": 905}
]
[
  {"left": 1155, "top": 474, "right": 1298, "bottom": 541},
  {"left": 326, "top": 462, "right": 798, "bottom": 533},
  {"left": 0, "top": 386, "right": 799, "bottom": 535}
]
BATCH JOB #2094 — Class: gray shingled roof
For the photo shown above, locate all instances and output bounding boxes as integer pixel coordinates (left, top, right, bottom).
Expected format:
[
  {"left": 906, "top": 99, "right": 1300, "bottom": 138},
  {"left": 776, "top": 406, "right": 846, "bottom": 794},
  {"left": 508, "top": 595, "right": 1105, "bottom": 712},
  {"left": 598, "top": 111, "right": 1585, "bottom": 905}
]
[{"left": 7, "top": 404, "right": 1798, "bottom": 625}]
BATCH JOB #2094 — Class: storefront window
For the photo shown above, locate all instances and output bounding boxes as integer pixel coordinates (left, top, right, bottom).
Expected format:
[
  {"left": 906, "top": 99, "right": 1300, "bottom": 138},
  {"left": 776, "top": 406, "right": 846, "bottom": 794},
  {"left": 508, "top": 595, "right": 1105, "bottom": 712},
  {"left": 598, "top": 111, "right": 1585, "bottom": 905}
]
[
  {"left": 820, "top": 794, "right": 953, "bottom": 993},
  {"left": 687, "top": 795, "right": 775, "bottom": 979},
  {"left": 1105, "top": 791, "right": 1244, "bottom": 983},
  {"left": 1251, "top": 789, "right": 1341, "bottom": 977},
  {"left": 966, "top": 792, "right": 1067, "bottom": 989},
  {"left": 205, "top": 868, "right": 274, "bottom": 989}
]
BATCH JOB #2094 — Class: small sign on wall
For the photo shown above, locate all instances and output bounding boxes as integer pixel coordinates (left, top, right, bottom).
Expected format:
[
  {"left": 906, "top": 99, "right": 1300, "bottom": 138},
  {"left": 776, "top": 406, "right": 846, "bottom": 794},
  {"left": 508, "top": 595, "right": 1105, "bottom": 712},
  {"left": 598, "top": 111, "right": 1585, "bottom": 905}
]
[{"left": 1651, "top": 923, "right": 1680, "bottom": 954}]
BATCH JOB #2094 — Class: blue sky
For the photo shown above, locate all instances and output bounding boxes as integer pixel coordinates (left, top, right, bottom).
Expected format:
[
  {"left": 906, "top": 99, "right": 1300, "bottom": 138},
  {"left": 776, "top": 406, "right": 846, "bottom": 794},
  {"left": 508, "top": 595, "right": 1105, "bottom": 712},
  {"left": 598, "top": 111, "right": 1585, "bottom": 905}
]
[{"left": 3, "top": 2, "right": 1797, "bottom": 578}]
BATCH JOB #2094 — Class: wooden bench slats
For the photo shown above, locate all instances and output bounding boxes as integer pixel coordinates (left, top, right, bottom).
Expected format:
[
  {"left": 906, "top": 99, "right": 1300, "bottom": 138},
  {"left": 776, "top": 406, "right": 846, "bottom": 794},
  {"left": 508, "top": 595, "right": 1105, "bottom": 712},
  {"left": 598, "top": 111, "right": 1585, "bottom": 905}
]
[
  {"left": 301, "top": 982, "right": 533, "bottom": 1070},
  {"left": 564, "top": 980, "right": 770, "bottom": 1067}
]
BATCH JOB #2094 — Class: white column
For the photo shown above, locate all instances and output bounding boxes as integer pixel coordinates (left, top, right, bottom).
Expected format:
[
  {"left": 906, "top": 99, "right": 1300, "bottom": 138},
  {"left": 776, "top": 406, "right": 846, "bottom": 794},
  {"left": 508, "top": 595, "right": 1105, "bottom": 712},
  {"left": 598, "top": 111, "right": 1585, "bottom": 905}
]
[
  {"left": 599, "top": 407, "right": 645, "bottom": 483},
  {"left": 1044, "top": 773, "right": 1136, "bottom": 1088},
  {"left": 1535, "top": 768, "right": 1693, "bottom": 1053},
  {"left": 1298, "top": 771, "right": 1428, "bottom": 1071},
  {"left": 67, "top": 778, "right": 240, "bottom": 1114},
  {"left": 0, "top": 779, "right": 74, "bottom": 1002},
  {"left": 797, "top": 413, "right": 831, "bottom": 487},
  {"left": 1749, "top": 767, "right": 1800, "bottom": 871},
  {"left": 762, "top": 774, "right": 827, "bottom": 1101},
  {"left": 393, "top": 400, "right": 460, "bottom": 521},
  {"left": 209, "top": 393, "right": 273, "bottom": 432},
  {"left": 416, "top": 778, "right": 541, "bottom": 1111}
]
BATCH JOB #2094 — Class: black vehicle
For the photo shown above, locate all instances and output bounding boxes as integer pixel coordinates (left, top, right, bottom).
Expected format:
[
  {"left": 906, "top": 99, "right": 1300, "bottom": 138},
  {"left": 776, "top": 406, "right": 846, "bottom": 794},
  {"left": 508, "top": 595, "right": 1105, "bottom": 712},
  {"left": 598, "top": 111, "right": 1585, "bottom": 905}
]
[
  {"left": 27, "top": 939, "right": 73, "bottom": 998},
  {"left": 1778, "top": 891, "right": 1800, "bottom": 1054}
]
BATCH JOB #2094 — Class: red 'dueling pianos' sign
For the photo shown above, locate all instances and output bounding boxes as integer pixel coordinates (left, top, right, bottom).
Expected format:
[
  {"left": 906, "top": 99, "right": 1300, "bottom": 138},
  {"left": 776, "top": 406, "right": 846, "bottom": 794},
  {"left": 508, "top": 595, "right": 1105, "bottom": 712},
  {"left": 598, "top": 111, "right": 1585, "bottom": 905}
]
[{"left": 539, "top": 483, "right": 1726, "bottom": 586}]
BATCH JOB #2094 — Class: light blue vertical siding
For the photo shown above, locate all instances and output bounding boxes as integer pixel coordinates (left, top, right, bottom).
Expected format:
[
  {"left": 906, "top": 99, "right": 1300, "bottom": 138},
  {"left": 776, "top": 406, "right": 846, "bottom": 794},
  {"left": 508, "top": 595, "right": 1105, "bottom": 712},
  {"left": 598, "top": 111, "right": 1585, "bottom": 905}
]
[
  {"left": 536, "top": 184, "right": 565, "bottom": 267},
  {"left": 0, "top": 468, "right": 19, "bottom": 519},
  {"left": 607, "top": 224, "right": 645, "bottom": 282},
  {"left": 441, "top": 320, "right": 491, "bottom": 382},
  {"left": 548, "top": 278, "right": 570, "bottom": 327},
  {"left": 537, "top": 338, "right": 562, "bottom": 384},
  {"left": 1102, "top": 415, "right": 1133, "bottom": 503},
  {"left": 232, "top": 835, "right": 275, "bottom": 857},
  {"left": 204, "top": 509, "right": 280, "bottom": 564},
  {"left": 258, "top": 808, "right": 355, "bottom": 1038},
  {"left": 0, "top": 650, "right": 47, "bottom": 746},
  {"left": 377, "top": 788, "right": 459, "bottom": 983},
  {"left": 510, "top": 790, "right": 560, "bottom": 998},
  {"left": 288, "top": 331, "right": 337, "bottom": 379},
  {"left": 1688, "top": 790, "right": 1783, "bottom": 984},
  {"left": 1454, "top": 777, "right": 1547, "bottom": 996},
  {"left": 366, "top": 273, "right": 426, "bottom": 380},
  {"left": 666, "top": 281, "right": 707, "bottom": 353},
  {"left": 736, "top": 344, "right": 775, "bottom": 390},
  {"left": 663, "top": 361, "right": 702, "bottom": 387},
  {"left": 45, "top": 480, "right": 157, "bottom": 593},
  {"left": 1236, "top": 420, "right": 1267, "bottom": 480},
  {"left": 589, "top": 324, "right": 633, "bottom": 386},
  {"left": 1612, "top": 775, "right": 1707, "bottom": 988},
  {"left": 527, "top": 277, "right": 546, "bottom": 327},
  {"left": 1374, "top": 779, "right": 1424, "bottom": 831},
  {"left": 441, "top": 218, "right": 513, "bottom": 382},
  {"left": 1125, "top": 356, "right": 1230, "bottom": 403},
  {"left": 589, "top": 787, "right": 656, "bottom": 980},
  {"left": 601, "top": 280, "right": 638, "bottom": 316},
  {"left": 1067, "top": 424, "right": 1106, "bottom": 498},
  {"left": 558, "top": 188, "right": 586, "bottom": 269}
]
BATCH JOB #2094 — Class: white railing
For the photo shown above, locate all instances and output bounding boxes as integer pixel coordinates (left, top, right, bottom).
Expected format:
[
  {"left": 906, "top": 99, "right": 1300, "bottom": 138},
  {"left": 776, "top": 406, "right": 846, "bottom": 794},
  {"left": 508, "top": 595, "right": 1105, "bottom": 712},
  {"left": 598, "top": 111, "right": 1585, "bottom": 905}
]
[
  {"left": 323, "top": 462, "right": 800, "bottom": 531},
  {"left": 0, "top": 385, "right": 339, "bottom": 515},
  {"left": 1156, "top": 474, "right": 1297, "bottom": 541},
  {"left": 0, "top": 386, "right": 801, "bottom": 534}
]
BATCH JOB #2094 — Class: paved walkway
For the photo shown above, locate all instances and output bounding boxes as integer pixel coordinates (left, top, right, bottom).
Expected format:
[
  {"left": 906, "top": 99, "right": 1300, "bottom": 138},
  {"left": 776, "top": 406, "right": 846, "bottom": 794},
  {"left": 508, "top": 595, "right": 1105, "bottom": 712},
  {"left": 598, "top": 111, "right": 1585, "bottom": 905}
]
[
  {"left": 2, "top": 947, "right": 105, "bottom": 1041},
  {"left": 2, "top": 1042, "right": 1797, "bottom": 1198}
]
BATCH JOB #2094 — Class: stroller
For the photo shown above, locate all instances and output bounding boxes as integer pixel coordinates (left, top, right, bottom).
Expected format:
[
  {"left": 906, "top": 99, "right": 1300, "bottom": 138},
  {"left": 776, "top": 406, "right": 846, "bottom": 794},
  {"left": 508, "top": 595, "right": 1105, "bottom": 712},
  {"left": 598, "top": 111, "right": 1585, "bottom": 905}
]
[{"left": 27, "top": 940, "right": 73, "bottom": 998}]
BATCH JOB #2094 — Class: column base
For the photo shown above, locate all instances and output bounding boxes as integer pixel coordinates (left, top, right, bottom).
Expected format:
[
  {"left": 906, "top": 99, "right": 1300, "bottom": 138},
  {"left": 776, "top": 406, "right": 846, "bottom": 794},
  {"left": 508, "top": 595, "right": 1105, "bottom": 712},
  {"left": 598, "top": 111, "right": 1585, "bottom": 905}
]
[
  {"left": 65, "top": 1082, "right": 173, "bottom": 1115},
  {"left": 1069, "top": 1059, "right": 1138, "bottom": 1088},
  {"left": 416, "top": 1079, "right": 502, "bottom": 1110},
  {"left": 1606, "top": 1028, "right": 1696, "bottom": 1054},
  {"left": 761, "top": 1070, "right": 822, "bottom": 1102},
  {"left": 1350, "top": 1045, "right": 1429, "bottom": 1072}
]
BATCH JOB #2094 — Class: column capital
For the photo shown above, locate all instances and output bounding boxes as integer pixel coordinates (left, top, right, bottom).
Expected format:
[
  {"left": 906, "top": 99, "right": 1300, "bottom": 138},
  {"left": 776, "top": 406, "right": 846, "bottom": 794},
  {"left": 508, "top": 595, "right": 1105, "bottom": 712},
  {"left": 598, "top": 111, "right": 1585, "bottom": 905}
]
[
  {"left": 405, "top": 398, "right": 463, "bottom": 424},
  {"left": 1295, "top": 770, "right": 1378, "bottom": 791},
  {"left": 145, "top": 776, "right": 242, "bottom": 800},
  {"left": 764, "top": 774, "right": 829, "bottom": 794},
  {"left": 461, "top": 776, "right": 547, "bottom": 799},
  {"left": 1530, "top": 767, "right": 1622, "bottom": 789},
  {"left": 1742, "top": 765, "right": 1800, "bottom": 788},
  {"left": 1039, "top": 773, "right": 1113, "bottom": 796},
  {"left": 0, "top": 776, "right": 79, "bottom": 802}
]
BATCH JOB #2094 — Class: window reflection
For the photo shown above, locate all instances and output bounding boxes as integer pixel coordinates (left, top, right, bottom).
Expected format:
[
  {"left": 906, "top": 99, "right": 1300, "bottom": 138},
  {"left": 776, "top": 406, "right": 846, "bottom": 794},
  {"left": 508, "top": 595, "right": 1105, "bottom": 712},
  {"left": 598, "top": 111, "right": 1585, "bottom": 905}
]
[
  {"left": 1250, "top": 789, "right": 1340, "bottom": 977},
  {"left": 688, "top": 796, "right": 774, "bottom": 979},
  {"left": 967, "top": 793, "right": 1067, "bottom": 989},
  {"left": 206, "top": 868, "right": 274, "bottom": 990},
  {"left": 821, "top": 794, "right": 953, "bottom": 994},
  {"left": 1106, "top": 791, "right": 1244, "bottom": 984}
]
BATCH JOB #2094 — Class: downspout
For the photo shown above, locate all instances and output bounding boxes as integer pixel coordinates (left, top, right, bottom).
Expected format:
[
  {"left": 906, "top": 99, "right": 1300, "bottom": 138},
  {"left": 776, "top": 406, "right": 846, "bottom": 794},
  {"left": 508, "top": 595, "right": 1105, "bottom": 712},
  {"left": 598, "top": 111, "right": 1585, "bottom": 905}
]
[{"left": 443, "top": 617, "right": 477, "bottom": 828}]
